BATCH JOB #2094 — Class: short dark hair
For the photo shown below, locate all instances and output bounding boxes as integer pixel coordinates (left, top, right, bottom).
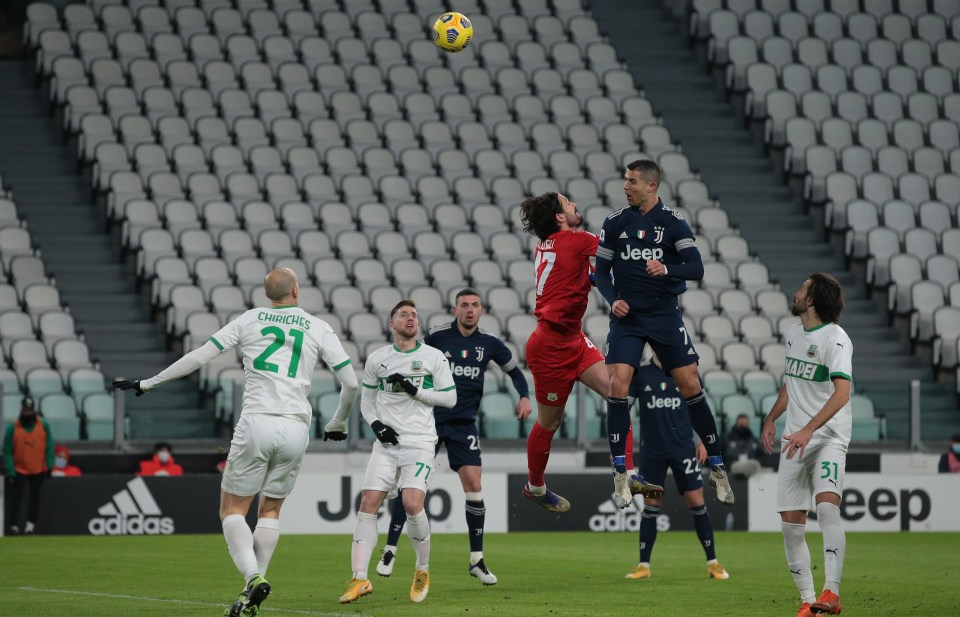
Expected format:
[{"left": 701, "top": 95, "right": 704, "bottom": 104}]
[
  {"left": 952, "top": 433, "right": 960, "bottom": 443},
  {"left": 520, "top": 192, "right": 563, "bottom": 241},
  {"left": 390, "top": 299, "right": 416, "bottom": 319},
  {"left": 627, "top": 159, "right": 662, "bottom": 188},
  {"left": 154, "top": 441, "right": 172, "bottom": 453},
  {"left": 808, "top": 272, "right": 844, "bottom": 324},
  {"left": 455, "top": 288, "right": 481, "bottom": 303}
]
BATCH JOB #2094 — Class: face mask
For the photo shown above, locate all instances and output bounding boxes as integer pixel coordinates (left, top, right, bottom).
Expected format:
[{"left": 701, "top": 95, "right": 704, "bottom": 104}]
[
  {"left": 952, "top": 444, "right": 960, "bottom": 456},
  {"left": 20, "top": 413, "right": 36, "bottom": 427},
  {"left": 55, "top": 456, "right": 68, "bottom": 468},
  {"left": 157, "top": 451, "right": 171, "bottom": 464}
]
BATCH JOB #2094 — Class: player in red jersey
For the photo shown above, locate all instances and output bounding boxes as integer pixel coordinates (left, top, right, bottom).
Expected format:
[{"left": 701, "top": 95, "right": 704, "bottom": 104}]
[{"left": 519, "top": 192, "right": 663, "bottom": 512}]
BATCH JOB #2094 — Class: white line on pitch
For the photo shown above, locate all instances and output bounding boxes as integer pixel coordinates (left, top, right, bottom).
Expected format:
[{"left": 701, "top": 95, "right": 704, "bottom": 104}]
[{"left": 17, "top": 586, "right": 371, "bottom": 617}]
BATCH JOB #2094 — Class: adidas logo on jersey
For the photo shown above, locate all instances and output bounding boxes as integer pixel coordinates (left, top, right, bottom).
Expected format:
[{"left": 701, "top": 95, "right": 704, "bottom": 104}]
[
  {"left": 589, "top": 497, "right": 671, "bottom": 533},
  {"left": 88, "top": 477, "right": 175, "bottom": 536},
  {"left": 619, "top": 231, "right": 628, "bottom": 239}
]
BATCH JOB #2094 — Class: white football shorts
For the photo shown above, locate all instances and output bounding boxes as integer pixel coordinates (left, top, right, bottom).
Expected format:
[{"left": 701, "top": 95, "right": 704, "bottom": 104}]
[
  {"left": 361, "top": 441, "right": 437, "bottom": 495},
  {"left": 222, "top": 413, "right": 310, "bottom": 499},
  {"left": 777, "top": 440, "right": 847, "bottom": 512}
]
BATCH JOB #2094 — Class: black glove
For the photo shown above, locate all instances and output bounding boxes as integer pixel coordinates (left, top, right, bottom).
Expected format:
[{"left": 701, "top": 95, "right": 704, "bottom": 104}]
[
  {"left": 386, "top": 373, "right": 418, "bottom": 396},
  {"left": 371, "top": 420, "right": 399, "bottom": 445},
  {"left": 112, "top": 379, "right": 145, "bottom": 397},
  {"left": 323, "top": 428, "right": 348, "bottom": 441}
]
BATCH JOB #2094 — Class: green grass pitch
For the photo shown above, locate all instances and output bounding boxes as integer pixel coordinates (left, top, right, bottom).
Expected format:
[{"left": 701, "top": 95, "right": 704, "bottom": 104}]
[{"left": 4, "top": 531, "right": 956, "bottom": 616}]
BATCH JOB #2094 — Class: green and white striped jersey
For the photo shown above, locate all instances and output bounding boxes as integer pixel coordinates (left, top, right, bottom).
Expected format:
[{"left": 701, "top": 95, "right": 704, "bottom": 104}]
[
  {"left": 210, "top": 306, "right": 351, "bottom": 424},
  {"left": 783, "top": 322, "right": 853, "bottom": 447}
]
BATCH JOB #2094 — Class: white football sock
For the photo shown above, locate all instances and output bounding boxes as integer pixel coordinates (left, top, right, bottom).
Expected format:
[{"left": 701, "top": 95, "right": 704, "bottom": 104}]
[
  {"left": 253, "top": 517, "right": 280, "bottom": 578},
  {"left": 406, "top": 510, "right": 431, "bottom": 571},
  {"left": 351, "top": 512, "right": 379, "bottom": 580},
  {"left": 782, "top": 522, "right": 816, "bottom": 604},
  {"left": 816, "top": 502, "right": 846, "bottom": 595},
  {"left": 470, "top": 551, "right": 483, "bottom": 566},
  {"left": 222, "top": 514, "right": 259, "bottom": 583},
  {"left": 526, "top": 483, "right": 546, "bottom": 496}
]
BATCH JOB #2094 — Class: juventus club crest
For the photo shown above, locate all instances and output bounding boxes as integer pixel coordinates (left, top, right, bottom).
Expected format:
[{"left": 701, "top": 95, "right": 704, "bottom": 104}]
[
  {"left": 653, "top": 226, "right": 664, "bottom": 244},
  {"left": 461, "top": 347, "right": 484, "bottom": 361}
]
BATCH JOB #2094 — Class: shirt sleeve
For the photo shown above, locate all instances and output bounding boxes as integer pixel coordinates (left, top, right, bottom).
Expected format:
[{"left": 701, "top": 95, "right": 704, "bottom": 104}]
[
  {"left": 595, "top": 217, "right": 615, "bottom": 262},
  {"left": 209, "top": 314, "right": 244, "bottom": 352},
  {"left": 491, "top": 337, "right": 518, "bottom": 372},
  {"left": 824, "top": 330, "right": 853, "bottom": 381},
  {"left": 318, "top": 329, "right": 352, "bottom": 371},
  {"left": 670, "top": 214, "right": 697, "bottom": 253},
  {"left": 362, "top": 353, "right": 380, "bottom": 390}
]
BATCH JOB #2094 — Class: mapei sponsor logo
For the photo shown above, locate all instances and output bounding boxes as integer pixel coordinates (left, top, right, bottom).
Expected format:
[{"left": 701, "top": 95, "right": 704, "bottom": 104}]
[
  {"left": 450, "top": 363, "right": 481, "bottom": 379},
  {"left": 588, "top": 497, "right": 670, "bottom": 532},
  {"left": 620, "top": 246, "right": 664, "bottom": 261},
  {"left": 88, "top": 477, "right": 175, "bottom": 535}
]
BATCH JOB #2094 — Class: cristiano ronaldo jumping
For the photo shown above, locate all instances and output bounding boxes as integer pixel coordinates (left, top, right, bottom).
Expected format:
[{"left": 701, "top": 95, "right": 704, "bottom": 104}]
[{"left": 595, "top": 159, "right": 734, "bottom": 505}]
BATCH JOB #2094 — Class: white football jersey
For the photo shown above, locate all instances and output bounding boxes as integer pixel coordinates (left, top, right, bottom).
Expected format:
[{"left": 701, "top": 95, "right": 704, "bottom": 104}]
[
  {"left": 211, "top": 306, "right": 351, "bottom": 424},
  {"left": 782, "top": 322, "right": 853, "bottom": 447},
  {"left": 362, "top": 342, "right": 456, "bottom": 445}
]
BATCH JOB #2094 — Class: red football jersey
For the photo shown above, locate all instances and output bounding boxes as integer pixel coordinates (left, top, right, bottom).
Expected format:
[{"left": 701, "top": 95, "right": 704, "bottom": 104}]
[{"left": 533, "top": 229, "right": 599, "bottom": 330}]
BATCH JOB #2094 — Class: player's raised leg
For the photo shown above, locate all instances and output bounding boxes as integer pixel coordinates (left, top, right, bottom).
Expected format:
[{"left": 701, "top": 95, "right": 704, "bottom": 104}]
[
  {"left": 377, "top": 493, "right": 406, "bottom": 577},
  {"left": 604, "top": 361, "right": 645, "bottom": 508},
  {"left": 669, "top": 362, "right": 734, "bottom": 504},
  {"left": 523, "top": 399, "right": 570, "bottom": 512}
]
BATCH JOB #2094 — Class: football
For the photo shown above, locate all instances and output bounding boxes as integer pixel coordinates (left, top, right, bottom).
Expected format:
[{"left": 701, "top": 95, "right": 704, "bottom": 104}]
[{"left": 433, "top": 12, "right": 473, "bottom": 53}]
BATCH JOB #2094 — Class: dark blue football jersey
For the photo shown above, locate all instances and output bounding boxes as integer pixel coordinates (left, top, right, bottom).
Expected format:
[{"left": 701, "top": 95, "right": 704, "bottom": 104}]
[
  {"left": 596, "top": 200, "right": 698, "bottom": 310},
  {"left": 423, "top": 321, "right": 518, "bottom": 423},
  {"left": 630, "top": 364, "right": 696, "bottom": 458}
]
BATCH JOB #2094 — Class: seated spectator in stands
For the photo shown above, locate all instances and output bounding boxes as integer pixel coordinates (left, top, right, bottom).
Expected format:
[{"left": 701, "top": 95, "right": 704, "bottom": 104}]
[
  {"left": 51, "top": 445, "right": 82, "bottom": 477},
  {"left": 938, "top": 433, "right": 960, "bottom": 474},
  {"left": 725, "top": 414, "right": 762, "bottom": 477},
  {"left": 138, "top": 442, "right": 184, "bottom": 476}
]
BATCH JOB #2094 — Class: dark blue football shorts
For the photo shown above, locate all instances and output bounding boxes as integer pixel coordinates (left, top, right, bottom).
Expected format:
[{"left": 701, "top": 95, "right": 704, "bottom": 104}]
[
  {"left": 640, "top": 449, "right": 705, "bottom": 495},
  {"left": 605, "top": 297, "right": 699, "bottom": 372},
  {"left": 435, "top": 420, "right": 482, "bottom": 470}
]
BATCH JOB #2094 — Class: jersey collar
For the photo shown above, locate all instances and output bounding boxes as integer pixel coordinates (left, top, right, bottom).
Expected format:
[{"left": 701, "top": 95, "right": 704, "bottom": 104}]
[
  {"left": 271, "top": 304, "right": 297, "bottom": 309},
  {"left": 803, "top": 321, "right": 831, "bottom": 333},
  {"left": 392, "top": 341, "right": 422, "bottom": 353}
]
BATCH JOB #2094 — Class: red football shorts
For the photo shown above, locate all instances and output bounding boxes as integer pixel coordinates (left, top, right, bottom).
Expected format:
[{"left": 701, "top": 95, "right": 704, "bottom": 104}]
[{"left": 526, "top": 322, "right": 604, "bottom": 407}]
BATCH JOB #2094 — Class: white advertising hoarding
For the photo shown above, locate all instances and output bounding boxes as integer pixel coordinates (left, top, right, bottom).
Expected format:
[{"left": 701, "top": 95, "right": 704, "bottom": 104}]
[
  {"left": 749, "top": 472, "right": 960, "bottom": 531},
  {"left": 281, "top": 472, "right": 508, "bottom": 534}
]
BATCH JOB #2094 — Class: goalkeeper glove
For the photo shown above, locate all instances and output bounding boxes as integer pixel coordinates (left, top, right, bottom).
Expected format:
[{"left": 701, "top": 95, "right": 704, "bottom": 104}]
[
  {"left": 323, "top": 419, "right": 348, "bottom": 441},
  {"left": 112, "top": 379, "right": 145, "bottom": 397},
  {"left": 386, "top": 373, "right": 418, "bottom": 396},
  {"left": 371, "top": 420, "right": 399, "bottom": 445}
]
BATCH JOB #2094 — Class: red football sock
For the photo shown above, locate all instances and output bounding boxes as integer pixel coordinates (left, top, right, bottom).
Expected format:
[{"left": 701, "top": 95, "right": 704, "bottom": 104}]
[
  {"left": 625, "top": 423, "right": 635, "bottom": 471},
  {"left": 527, "top": 421, "right": 556, "bottom": 487}
]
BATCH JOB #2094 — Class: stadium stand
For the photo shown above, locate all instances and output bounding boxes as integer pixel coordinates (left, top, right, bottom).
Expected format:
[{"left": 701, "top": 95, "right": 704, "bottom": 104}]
[{"left": 8, "top": 0, "right": 951, "bottom": 446}]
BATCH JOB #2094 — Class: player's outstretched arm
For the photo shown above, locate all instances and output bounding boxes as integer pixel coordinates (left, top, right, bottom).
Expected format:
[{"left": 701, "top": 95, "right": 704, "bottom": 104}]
[
  {"left": 117, "top": 341, "right": 223, "bottom": 395},
  {"left": 323, "top": 364, "right": 359, "bottom": 441}
]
